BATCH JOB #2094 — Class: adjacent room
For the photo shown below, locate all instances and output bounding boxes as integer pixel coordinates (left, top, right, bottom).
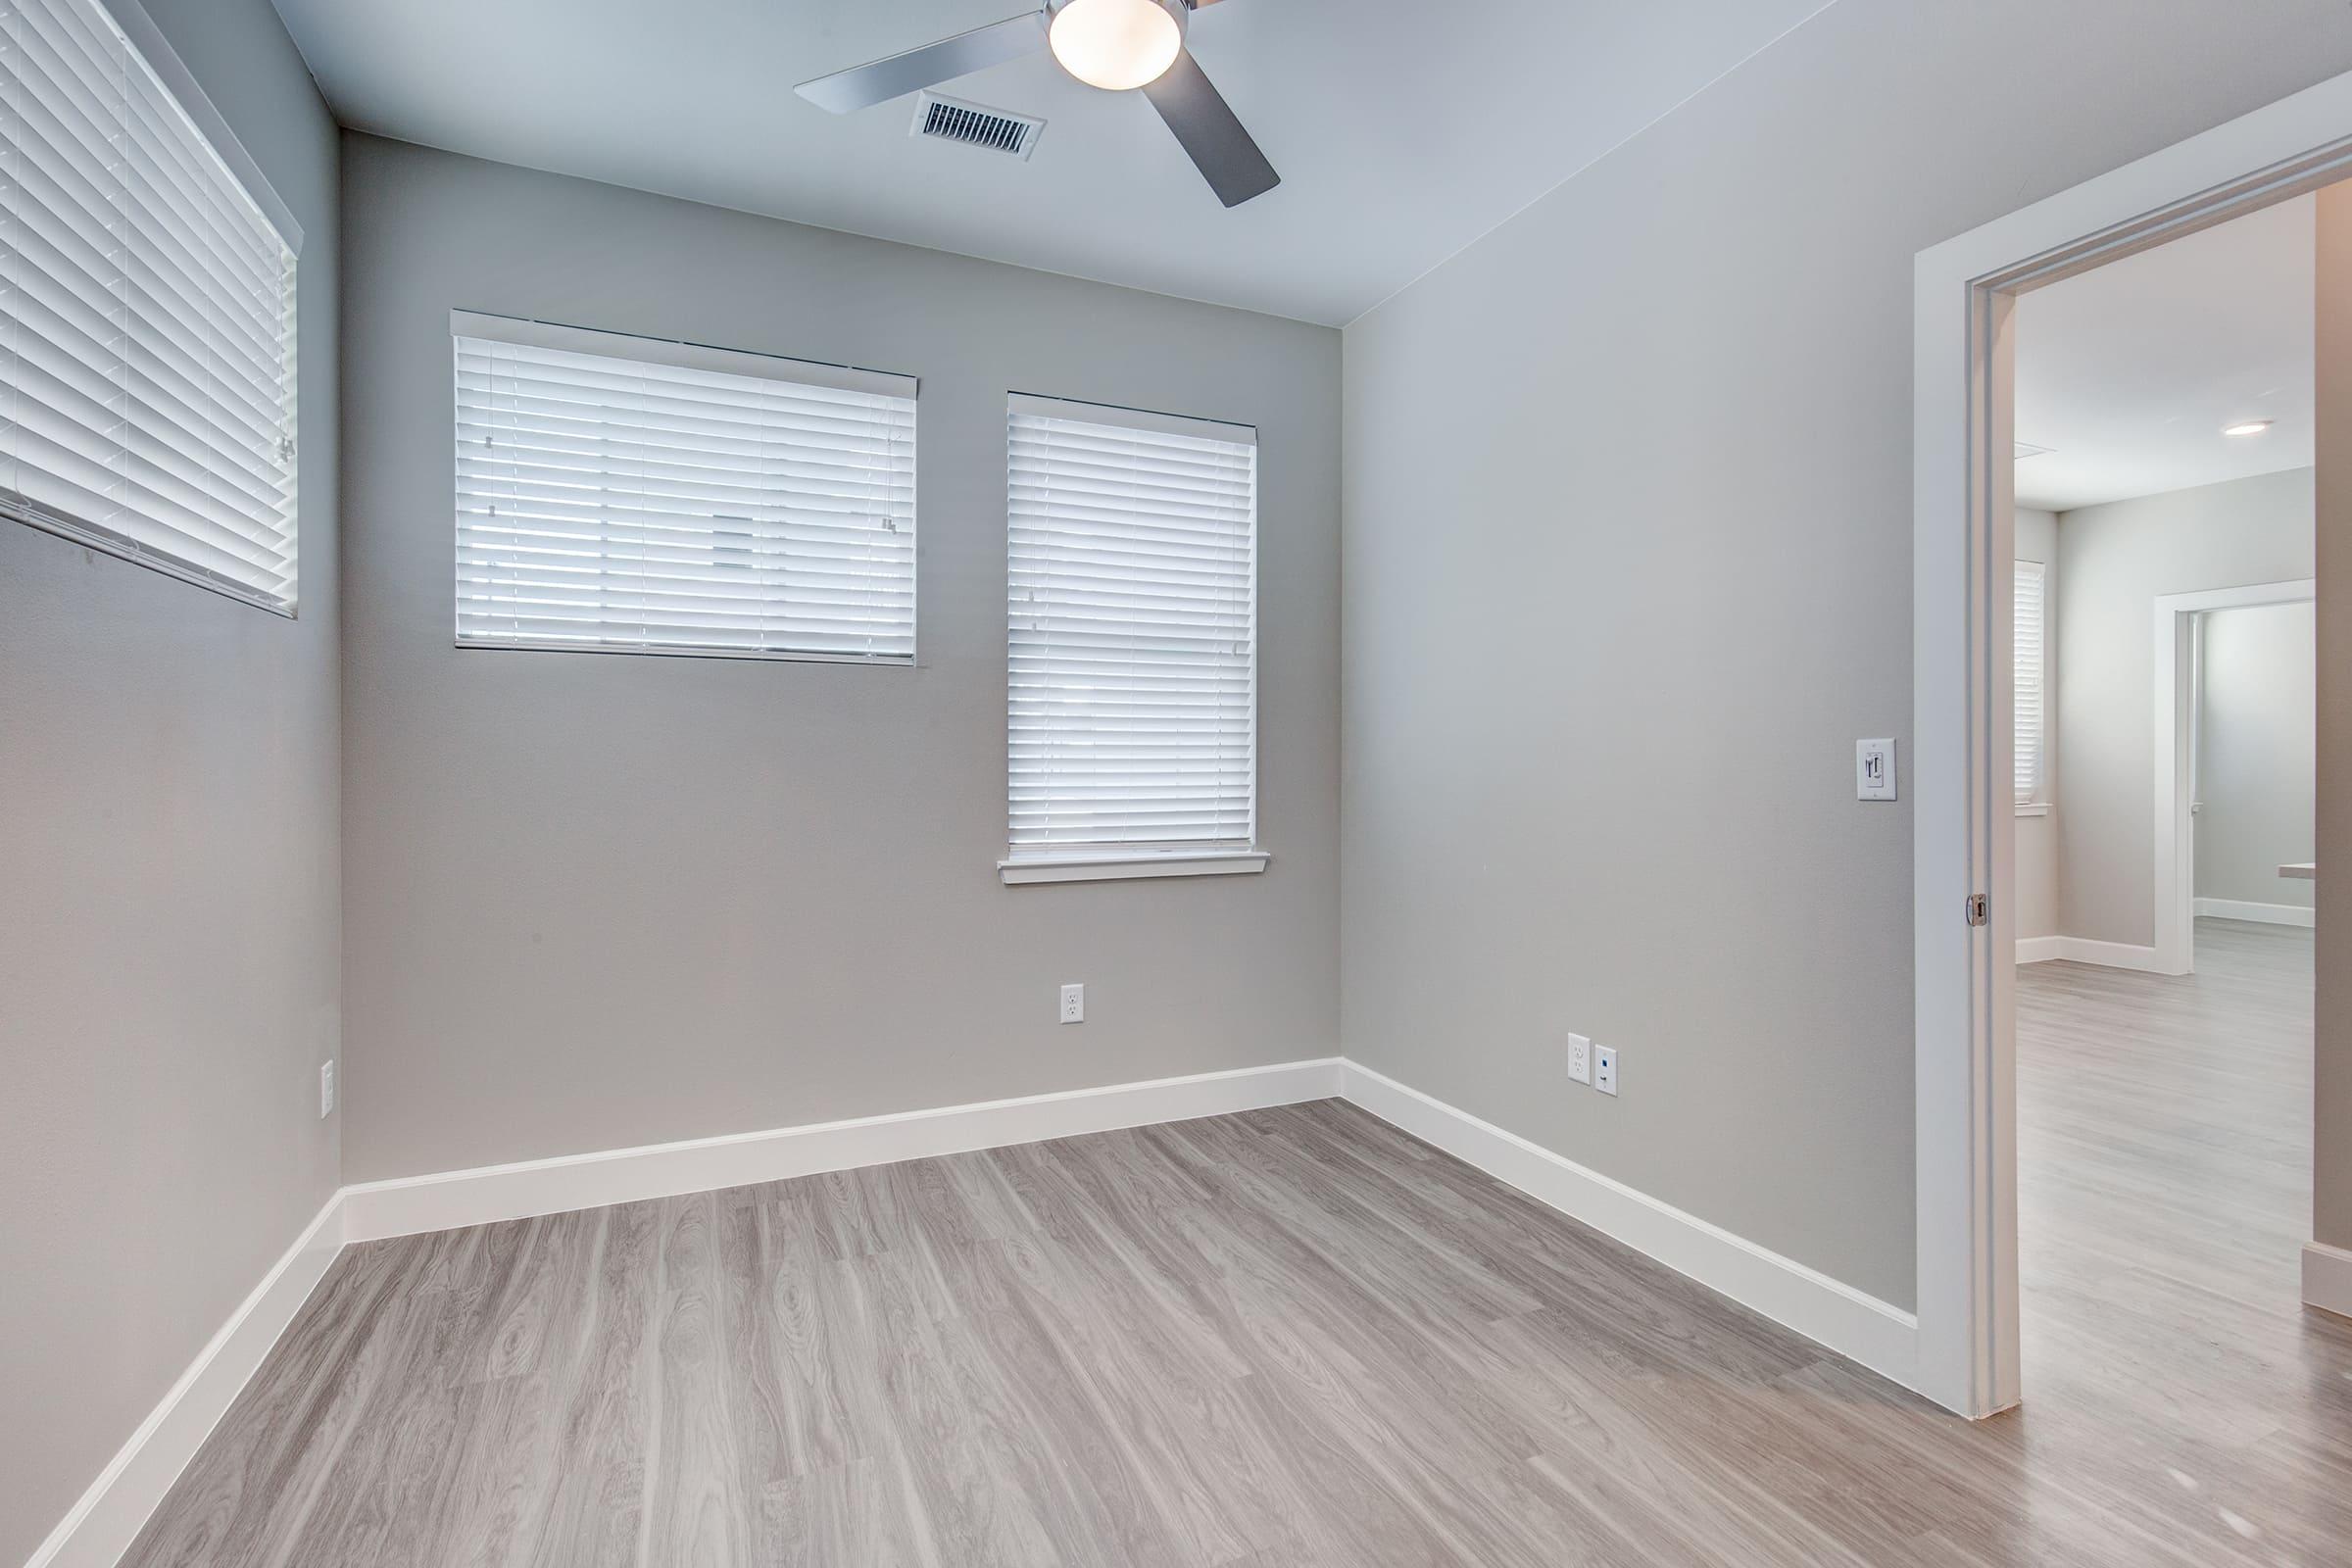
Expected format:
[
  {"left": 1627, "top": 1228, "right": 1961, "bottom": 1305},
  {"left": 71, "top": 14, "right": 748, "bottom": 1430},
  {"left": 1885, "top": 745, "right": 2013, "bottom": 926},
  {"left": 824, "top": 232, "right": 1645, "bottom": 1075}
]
[
  {"left": 6, "top": 3, "right": 2352, "bottom": 1566},
  {"left": 2006, "top": 193, "right": 2327, "bottom": 1482}
]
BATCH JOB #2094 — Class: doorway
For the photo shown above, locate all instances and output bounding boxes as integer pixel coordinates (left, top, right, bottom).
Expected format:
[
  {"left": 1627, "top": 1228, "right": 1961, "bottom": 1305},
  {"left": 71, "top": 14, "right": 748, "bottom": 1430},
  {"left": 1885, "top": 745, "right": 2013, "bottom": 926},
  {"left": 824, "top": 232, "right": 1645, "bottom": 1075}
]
[
  {"left": 2156, "top": 580, "right": 2318, "bottom": 974},
  {"left": 1910, "top": 74, "right": 2352, "bottom": 1418}
]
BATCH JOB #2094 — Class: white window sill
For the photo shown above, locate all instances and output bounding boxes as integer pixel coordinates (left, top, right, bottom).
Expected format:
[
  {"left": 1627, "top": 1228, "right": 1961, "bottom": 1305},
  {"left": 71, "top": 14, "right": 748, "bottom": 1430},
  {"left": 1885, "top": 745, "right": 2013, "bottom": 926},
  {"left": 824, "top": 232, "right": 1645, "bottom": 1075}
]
[
  {"left": 999, "top": 850, "right": 1269, "bottom": 886},
  {"left": 2016, "top": 803, "right": 2051, "bottom": 817}
]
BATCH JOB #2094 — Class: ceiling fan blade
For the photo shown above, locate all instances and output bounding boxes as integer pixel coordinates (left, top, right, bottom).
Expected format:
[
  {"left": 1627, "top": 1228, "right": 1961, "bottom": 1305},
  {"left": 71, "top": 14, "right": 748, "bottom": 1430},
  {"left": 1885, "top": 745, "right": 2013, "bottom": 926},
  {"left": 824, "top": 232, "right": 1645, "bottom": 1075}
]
[
  {"left": 1141, "top": 49, "right": 1279, "bottom": 208},
  {"left": 795, "top": 12, "right": 1047, "bottom": 114}
]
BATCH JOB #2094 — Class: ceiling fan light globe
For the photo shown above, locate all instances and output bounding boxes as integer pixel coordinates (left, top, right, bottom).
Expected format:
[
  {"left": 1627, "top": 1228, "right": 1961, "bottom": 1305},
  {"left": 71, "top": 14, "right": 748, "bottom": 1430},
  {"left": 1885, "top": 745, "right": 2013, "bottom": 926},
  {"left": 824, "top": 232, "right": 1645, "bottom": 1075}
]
[{"left": 1048, "top": 0, "right": 1182, "bottom": 91}]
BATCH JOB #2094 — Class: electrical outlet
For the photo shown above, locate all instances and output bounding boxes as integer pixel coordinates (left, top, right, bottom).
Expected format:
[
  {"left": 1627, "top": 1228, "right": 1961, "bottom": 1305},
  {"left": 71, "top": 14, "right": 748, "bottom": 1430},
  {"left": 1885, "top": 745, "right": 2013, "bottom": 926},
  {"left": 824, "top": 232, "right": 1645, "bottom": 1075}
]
[
  {"left": 1059, "top": 983, "right": 1084, "bottom": 1024},
  {"left": 1568, "top": 1032, "right": 1592, "bottom": 1085},
  {"left": 319, "top": 1060, "right": 336, "bottom": 1118},
  {"left": 1593, "top": 1046, "right": 1618, "bottom": 1097}
]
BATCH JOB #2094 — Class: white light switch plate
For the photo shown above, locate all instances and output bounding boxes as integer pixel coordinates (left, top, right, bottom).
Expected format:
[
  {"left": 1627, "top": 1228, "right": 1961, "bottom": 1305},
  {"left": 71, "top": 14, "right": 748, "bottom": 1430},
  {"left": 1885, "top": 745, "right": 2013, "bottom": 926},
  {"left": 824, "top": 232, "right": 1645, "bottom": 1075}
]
[
  {"left": 1568, "top": 1033, "right": 1592, "bottom": 1085},
  {"left": 1856, "top": 738, "right": 1897, "bottom": 801}
]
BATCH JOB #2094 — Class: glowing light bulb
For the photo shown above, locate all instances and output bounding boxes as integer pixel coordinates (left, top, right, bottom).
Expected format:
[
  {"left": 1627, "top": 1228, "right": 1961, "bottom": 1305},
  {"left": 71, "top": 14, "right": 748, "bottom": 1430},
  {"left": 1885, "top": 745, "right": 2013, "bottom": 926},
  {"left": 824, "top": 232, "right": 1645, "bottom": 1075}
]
[{"left": 1049, "top": 0, "right": 1182, "bottom": 91}]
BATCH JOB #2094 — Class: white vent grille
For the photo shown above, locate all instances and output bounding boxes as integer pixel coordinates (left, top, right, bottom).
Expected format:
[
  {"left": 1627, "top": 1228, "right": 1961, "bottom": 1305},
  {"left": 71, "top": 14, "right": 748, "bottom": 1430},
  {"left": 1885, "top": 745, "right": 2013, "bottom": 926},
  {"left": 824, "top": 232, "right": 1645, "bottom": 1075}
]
[{"left": 910, "top": 93, "right": 1043, "bottom": 160}]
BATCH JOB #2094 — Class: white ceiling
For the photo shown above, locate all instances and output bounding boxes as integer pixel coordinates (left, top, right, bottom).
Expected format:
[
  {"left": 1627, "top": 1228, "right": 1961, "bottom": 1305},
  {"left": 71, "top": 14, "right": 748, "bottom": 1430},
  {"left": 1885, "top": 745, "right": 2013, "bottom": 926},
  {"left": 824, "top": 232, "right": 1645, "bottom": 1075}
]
[
  {"left": 2013, "top": 193, "right": 2314, "bottom": 514},
  {"left": 267, "top": 0, "right": 1829, "bottom": 326}
]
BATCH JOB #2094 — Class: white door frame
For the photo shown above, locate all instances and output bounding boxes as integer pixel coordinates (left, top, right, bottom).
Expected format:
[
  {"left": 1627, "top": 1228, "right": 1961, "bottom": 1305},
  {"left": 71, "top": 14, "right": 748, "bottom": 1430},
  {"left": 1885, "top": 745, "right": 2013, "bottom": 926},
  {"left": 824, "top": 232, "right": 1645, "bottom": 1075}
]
[
  {"left": 2152, "top": 580, "right": 2318, "bottom": 975},
  {"left": 1911, "top": 73, "right": 2352, "bottom": 1418}
]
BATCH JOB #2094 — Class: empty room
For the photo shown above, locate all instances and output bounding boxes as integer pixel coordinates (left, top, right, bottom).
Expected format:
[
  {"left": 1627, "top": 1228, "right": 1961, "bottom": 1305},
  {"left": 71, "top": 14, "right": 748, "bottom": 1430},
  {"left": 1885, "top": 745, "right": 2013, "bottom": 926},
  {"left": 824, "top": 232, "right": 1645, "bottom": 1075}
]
[
  {"left": 2006, "top": 193, "right": 2330, "bottom": 1507},
  {"left": 6, "top": 3, "right": 2352, "bottom": 1566}
]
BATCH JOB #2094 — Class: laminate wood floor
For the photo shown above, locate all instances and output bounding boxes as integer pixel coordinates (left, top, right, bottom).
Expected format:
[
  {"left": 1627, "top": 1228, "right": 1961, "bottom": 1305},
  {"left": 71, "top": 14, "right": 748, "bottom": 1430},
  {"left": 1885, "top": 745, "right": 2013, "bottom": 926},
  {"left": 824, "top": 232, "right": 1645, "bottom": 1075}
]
[{"left": 123, "top": 920, "right": 2350, "bottom": 1566}]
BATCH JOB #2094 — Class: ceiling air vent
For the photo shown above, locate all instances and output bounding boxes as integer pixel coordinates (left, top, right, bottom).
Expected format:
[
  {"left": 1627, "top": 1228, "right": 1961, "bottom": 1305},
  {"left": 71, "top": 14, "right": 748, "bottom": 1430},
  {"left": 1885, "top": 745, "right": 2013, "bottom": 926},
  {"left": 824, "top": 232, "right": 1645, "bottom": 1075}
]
[{"left": 910, "top": 92, "right": 1044, "bottom": 161}]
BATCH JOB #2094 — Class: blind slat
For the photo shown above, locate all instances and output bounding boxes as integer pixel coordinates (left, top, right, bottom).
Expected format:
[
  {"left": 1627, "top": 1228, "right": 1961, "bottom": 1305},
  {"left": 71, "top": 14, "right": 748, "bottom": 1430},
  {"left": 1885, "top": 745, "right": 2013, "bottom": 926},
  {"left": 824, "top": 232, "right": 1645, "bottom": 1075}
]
[
  {"left": 2016, "top": 560, "right": 2047, "bottom": 806},
  {"left": 0, "top": 0, "right": 300, "bottom": 612},
  {"left": 1006, "top": 398, "right": 1256, "bottom": 856},
  {"left": 453, "top": 320, "right": 916, "bottom": 662}
]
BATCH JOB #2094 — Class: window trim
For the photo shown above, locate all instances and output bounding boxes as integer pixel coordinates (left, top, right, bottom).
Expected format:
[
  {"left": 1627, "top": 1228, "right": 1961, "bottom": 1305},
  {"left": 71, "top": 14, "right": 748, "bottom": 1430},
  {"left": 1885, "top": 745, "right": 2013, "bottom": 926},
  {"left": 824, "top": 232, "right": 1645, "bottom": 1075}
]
[
  {"left": 997, "top": 848, "right": 1270, "bottom": 886},
  {"left": 448, "top": 311, "right": 919, "bottom": 665},
  {"left": 1, "top": 0, "right": 304, "bottom": 615},
  {"left": 1003, "top": 391, "right": 1261, "bottom": 881}
]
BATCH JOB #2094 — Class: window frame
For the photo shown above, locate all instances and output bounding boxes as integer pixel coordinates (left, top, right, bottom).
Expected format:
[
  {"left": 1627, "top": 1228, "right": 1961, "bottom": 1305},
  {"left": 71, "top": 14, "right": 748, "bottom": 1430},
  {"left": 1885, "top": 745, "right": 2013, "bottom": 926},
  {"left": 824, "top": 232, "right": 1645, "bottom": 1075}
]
[
  {"left": 449, "top": 311, "right": 919, "bottom": 666},
  {"left": 1000, "top": 391, "right": 1265, "bottom": 886},
  {"left": 0, "top": 0, "right": 305, "bottom": 614}
]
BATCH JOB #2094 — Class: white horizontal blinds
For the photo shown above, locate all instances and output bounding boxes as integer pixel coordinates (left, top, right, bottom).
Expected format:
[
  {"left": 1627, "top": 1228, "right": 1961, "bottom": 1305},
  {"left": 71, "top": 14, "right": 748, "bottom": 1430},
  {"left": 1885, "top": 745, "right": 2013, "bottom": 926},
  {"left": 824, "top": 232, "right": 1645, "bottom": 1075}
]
[
  {"left": 1007, "top": 394, "right": 1256, "bottom": 855},
  {"left": 0, "top": 0, "right": 301, "bottom": 610},
  {"left": 453, "top": 316, "right": 917, "bottom": 662},
  {"left": 2015, "top": 559, "right": 2046, "bottom": 805}
]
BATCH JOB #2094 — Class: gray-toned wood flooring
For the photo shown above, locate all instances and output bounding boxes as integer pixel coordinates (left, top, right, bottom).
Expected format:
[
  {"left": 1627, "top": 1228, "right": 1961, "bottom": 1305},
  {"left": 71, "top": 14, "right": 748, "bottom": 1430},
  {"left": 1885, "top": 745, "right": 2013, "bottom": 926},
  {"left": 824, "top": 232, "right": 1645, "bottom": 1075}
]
[{"left": 122, "top": 919, "right": 2349, "bottom": 1566}]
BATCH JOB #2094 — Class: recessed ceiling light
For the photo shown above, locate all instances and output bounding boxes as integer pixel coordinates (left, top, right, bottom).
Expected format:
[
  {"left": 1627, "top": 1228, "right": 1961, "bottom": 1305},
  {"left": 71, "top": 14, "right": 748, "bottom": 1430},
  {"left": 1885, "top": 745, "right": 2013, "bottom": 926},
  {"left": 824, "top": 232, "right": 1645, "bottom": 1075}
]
[{"left": 2222, "top": 419, "right": 2274, "bottom": 437}]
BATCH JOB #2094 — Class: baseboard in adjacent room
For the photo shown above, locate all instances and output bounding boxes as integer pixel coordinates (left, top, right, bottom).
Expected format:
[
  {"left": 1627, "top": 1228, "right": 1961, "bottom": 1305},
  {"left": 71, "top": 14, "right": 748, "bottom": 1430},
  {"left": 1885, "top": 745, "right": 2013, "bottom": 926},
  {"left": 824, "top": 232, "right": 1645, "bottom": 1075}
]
[
  {"left": 26, "top": 1195, "right": 347, "bottom": 1568},
  {"left": 2194, "top": 897, "right": 2317, "bottom": 929},
  {"left": 2015, "top": 936, "right": 2168, "bottom": 971},
  {"left": 2306, "top": 1241, "right": 2352, "bottom": 1321},
  {"left": 341, "top": 1056, "right": 1347, "bottom": 1242},
  {"left": 1336, "top": 1060, "right": 1920, "bottom": 1392}
]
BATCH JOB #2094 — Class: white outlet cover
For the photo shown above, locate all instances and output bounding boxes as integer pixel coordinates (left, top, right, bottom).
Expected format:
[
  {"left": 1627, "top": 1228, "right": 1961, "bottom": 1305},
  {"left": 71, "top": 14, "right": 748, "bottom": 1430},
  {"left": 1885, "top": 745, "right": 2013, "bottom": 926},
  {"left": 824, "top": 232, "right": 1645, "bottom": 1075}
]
[
  {"left": 1058, "top": 983, "right": 1084, "bottom": 1024},
  {"left": 1594, "top": 1047, "right": 1618, "bottom": 1097},
  {"left": 319, "top": 1060, "right": 336, "bottom": 1117},
  {"left": 1567, "top": 1033, "right": 1592, "bottom": 1085}
]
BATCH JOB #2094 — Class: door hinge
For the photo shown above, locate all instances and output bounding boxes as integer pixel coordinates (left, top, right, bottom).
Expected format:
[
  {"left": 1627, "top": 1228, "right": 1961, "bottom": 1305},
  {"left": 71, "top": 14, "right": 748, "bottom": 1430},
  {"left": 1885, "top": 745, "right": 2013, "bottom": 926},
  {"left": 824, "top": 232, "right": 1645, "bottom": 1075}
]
[{"left": 1965, "top": 893, "right": 1990, "bottom": 927}]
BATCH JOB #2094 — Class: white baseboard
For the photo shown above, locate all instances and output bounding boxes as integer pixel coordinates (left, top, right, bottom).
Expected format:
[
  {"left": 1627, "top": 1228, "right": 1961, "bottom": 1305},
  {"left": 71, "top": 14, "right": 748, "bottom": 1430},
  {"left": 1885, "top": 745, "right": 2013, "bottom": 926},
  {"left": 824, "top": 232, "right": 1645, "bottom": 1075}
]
[
  {"left": 2306, "top": 1241, "right": 2352, "bottom": 1320},
  {"left": 342, "top": 1057, "right": 1345, "bottom": 1242},
  {"left": 41, "top": 1051, "right": 1940, "bottom": 1566},
  {"left": 2017, "top": 936, "right": 2168, "bottom": 971},
  {"left": 1337, "top": 1061, "right": 1920, "bottom": 1392},
  {"left": 26, "top": 1195, "right": 346, "bottom": 1568},
  {"left": 2194, "top": 897, "right": 2316, "bottom": 928},
  {"left": 31, "top": 1059, "right": 1340, "bottom": 1566}
]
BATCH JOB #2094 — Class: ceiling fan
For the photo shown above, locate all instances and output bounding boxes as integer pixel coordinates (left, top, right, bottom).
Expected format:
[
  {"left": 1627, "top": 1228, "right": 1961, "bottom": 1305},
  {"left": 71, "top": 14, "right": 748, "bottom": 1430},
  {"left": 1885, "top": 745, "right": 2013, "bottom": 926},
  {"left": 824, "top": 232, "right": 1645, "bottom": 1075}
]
[{"left": 795, "top": 0, "right": 1279, "bottom": 208}]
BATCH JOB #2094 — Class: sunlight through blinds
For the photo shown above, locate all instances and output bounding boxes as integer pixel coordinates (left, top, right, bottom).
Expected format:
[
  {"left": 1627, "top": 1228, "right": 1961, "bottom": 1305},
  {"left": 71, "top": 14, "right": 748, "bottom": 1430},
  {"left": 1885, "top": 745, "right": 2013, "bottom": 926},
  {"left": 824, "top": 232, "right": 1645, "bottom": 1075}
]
[
  {"left": 0, "top": 0, "right": 301, "bottom": 610},
  {"left": 2015, "top": 558, "right": 2046, "bottom": 805},
  {"left": 1006, "top": 393, "right": 1256, "bottom": 856},
  {"left": 453, "top": 313, "right": 916, "bottom": 662}
]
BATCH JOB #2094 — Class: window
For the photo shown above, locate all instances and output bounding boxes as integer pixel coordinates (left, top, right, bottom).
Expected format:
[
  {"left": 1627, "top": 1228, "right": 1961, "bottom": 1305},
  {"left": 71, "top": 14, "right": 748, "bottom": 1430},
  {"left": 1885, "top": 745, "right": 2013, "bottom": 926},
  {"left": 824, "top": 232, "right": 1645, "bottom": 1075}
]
[
  {"left": 2015, "top": 559, "right": 2046, "bottom": 807},
  {"left": 0, "top": 0, "right": 302, "bottom": 611},
  {"left": 452, "top": 313, "right": 916, "bottom": 662},
  {"left": 1004, "top": 393, "right": 1260, "bottom": 882}
]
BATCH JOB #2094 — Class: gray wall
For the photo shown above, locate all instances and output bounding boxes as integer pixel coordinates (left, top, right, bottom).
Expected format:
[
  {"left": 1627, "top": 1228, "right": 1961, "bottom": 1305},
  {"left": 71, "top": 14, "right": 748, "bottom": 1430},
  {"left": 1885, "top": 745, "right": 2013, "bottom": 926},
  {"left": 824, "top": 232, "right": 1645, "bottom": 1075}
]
[
  {"left": 2055, "top": 470, "right": 2314, "bottom": 947},
  {"left": 2197, "top": 603, "right": 2317, "bottom": 909},
  {"left": 2017, "top": 509, "right": 2061, "bottom": 943},
  {"left": 0, "top": 0, "right": 341, "bottom": 1560},
  {"left": 338, "top": 135, "right": 1341, "bottom": 1182},
  {"left": 1339, "top": 0, "right": 2352, "bottom": 1309}
]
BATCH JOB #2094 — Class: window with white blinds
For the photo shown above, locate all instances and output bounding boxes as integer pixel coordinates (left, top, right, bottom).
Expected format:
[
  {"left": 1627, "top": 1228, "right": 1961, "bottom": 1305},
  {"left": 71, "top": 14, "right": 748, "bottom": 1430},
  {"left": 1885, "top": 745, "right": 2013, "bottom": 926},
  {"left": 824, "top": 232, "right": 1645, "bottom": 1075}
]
[
  {"left": 2015, "top": 559, "right": 2047, "bottom": 806},
  {"left": 453, "top": 313, "right": 917, "bottom": 662},
  {"left": 0, "top": 0, "right": 302, "bottom": 612},
  {"left": 1006, "top": 393, "right": 1257, "bottom": 864}
]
